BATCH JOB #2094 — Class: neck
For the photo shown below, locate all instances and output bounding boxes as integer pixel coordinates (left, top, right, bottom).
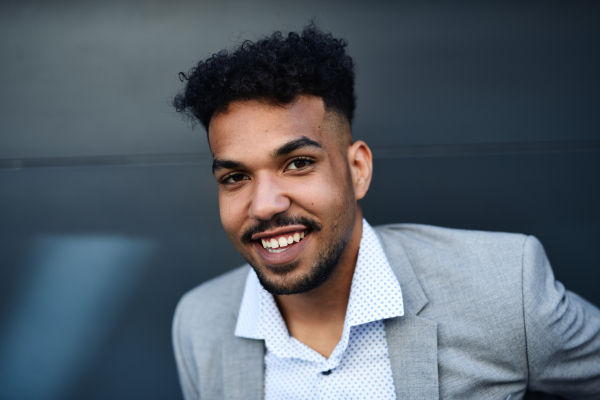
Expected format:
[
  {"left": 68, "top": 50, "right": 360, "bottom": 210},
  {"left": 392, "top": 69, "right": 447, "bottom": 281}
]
[{"left": 274, "top": 207, "right": 363, "bottom": 357}]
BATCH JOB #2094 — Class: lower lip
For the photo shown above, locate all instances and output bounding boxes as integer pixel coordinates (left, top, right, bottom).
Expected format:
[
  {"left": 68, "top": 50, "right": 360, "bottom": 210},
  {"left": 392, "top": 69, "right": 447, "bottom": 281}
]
[{"left": 253, "top": 233, "right": 310, "bottom": 265}]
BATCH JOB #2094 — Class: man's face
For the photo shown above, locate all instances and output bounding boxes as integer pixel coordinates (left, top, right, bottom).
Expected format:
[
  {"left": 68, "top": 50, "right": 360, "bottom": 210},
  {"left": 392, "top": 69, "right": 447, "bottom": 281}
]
[{"left": 209, "top": 96, "right": 358, "bottom": 295}]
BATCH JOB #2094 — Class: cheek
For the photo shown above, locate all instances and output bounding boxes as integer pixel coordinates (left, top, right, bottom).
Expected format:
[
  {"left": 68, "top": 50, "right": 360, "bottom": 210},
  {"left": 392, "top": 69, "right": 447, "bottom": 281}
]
[
  {"left": 218, "top": 194, "right": 244, "bottom": 236},
  {"left": 325, "top": 165, "right": 356, "bottom": 219},
  {"left": 294, "top": 173, "right": 352, "bottom": 217}
]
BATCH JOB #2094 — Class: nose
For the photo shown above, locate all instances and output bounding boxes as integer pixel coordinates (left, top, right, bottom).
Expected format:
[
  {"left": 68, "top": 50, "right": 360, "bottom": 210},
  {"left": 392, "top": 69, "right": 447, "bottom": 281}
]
[{"left": 248, "top": 175, "right": 291, "bottom": 221}]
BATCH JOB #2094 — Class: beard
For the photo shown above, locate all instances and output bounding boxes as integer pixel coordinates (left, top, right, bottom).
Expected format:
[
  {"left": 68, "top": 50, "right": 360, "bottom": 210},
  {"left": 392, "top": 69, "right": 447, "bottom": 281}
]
[
  {"left": 252, "top": 234, "right": 348, "bottom": 295},
  {"left": 239, "top": 214, "right": 352, "bottom": 296}
]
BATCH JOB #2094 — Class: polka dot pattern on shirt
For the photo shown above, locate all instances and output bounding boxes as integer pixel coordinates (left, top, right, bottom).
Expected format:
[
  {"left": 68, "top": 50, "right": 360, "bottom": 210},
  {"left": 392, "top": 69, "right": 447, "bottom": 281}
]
[{"left": 235, "top": 219, "right": 404, "bottom": 399}]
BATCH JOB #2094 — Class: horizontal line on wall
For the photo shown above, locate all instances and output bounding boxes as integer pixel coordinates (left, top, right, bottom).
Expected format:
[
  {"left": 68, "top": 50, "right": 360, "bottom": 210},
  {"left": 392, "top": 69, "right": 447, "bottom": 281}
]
[
  {"left": 0, "top": 153, "right": 213, "bottom": 170},
  {"left": 1, "top": 140, "right": 599, "bottom": 170},
  {"left": 371, "top": 140, "right": 600, "bottom": 159}
]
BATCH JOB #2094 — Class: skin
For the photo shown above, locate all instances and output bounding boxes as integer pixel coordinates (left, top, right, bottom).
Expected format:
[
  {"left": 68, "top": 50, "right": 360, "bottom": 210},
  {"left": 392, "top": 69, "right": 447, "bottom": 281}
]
[{"left": 209, "top": 95, "right": 373, "bottom": 358}]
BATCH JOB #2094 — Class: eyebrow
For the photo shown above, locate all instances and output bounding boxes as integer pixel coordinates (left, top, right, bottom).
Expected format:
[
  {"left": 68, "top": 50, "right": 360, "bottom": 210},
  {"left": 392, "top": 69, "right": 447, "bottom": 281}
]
[
  {"left": 212, "top": 159, "right": 245, "bottom": 175},
  {"left": 271, "top": 136, "right": 324, "bottom": 159},
  {"left": 212, "top": 136, "right": 323, "bottom": 175}
]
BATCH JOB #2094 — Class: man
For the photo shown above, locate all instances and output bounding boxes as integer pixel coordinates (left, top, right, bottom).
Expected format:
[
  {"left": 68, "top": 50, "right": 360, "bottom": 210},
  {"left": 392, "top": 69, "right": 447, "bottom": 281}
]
[{"left": 171, "top": 24, "right": 600, "bottom": 399}]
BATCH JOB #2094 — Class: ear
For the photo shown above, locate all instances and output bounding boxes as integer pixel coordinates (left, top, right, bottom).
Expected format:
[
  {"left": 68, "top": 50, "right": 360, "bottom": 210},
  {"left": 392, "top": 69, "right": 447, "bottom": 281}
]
[{"left": 346, "top": 140, "right": 373, "bottom": 200}]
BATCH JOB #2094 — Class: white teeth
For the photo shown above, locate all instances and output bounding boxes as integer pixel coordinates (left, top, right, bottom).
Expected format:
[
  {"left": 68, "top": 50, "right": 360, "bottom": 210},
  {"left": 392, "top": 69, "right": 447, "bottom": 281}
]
[
  {"left": 268, "top": 247, "right": 287, "bottom": 253},
  {"left": 260, "top": 231, "right": 308, "bottom": 251}
]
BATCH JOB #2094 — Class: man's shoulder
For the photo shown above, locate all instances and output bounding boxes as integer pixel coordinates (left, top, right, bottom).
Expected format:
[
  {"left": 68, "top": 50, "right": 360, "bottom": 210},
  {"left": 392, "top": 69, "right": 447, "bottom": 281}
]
[
  {"left": 374, "top": 222, "right": 528, "bottom": 260},
  {"left": 375, "top": 221, "right": 527, "bottom": 245},
  {"left": 174, "top": 264, "right": 250, "bottom": 335},
  {"left": 373, "top": 223, "right": 531, "bottom": 295},
  {"left": 172, "top": 265, "right": 256, "bottom": 397}
]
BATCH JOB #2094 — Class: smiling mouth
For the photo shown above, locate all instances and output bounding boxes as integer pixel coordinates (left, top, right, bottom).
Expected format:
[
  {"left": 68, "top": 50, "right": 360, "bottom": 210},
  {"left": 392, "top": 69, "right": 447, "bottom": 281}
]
[{"left": 258, "top": 230, "right": 307, "bottom": 253}]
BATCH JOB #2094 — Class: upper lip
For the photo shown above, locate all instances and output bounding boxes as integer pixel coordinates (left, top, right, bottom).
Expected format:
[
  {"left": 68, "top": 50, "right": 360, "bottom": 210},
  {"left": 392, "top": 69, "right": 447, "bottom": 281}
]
[{"left": 251, "top": 225, "right": 308, "bottom": 241}]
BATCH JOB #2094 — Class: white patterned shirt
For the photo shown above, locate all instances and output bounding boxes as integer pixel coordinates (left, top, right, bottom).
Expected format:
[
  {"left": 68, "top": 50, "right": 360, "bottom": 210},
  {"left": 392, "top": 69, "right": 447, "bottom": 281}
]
[{"left": 234, "top": 219, "right": 404, "bottom": 400}]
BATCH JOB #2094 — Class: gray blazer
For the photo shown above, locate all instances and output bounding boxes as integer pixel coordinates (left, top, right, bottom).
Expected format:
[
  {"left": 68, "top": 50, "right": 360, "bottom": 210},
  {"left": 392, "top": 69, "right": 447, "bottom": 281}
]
[{"left": 173, "top": 224, "right": 600, "bottom": 399}]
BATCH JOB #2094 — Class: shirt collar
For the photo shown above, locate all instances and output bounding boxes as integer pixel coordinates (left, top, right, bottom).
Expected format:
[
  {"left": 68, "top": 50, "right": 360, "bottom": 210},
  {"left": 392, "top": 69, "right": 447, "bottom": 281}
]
[
  {"left": 235, "top": 219, "right": 404, "bottom": 360},
  {"left": 345, "top": 219, "right": 404, "bottom": 327}
]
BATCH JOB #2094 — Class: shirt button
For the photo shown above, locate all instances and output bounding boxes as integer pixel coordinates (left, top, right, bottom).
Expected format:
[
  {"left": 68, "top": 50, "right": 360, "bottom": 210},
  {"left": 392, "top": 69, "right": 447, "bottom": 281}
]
[{"left": 322, "top": 370, "right": 332, "bottom": 376}]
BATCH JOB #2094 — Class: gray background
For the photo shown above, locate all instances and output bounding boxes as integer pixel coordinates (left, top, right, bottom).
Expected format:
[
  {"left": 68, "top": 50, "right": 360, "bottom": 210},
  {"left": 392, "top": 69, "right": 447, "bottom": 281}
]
[{"left": 0, "top": 1, "right": 598, "bottom": 399}]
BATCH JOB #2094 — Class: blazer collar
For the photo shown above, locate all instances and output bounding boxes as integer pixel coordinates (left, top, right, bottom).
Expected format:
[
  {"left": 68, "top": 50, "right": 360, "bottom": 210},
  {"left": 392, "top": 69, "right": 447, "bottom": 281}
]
[
  {"left": 223, "top": 265, "right": 264, "bottom": 400},
  {"left": 374, "top": 226, "right": 440, "bottom": 400},
  {"left": 222, "top": 333, "right": 264, "bottom": 400},
  {"left": 373, "top": 226, "right": 429, "bottom": 316}
]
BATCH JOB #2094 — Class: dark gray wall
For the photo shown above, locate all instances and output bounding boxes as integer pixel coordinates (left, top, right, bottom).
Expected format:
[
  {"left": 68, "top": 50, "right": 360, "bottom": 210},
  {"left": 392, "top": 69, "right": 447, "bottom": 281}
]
[{"left": 0, "top": 1, "right": 598, "bottom": 399}]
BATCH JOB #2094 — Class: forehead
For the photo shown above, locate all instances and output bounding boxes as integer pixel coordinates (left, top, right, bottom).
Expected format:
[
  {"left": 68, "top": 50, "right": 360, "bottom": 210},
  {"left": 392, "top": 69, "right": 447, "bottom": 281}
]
[{"left": 208, "top": 96, "right": 337, "bottom": 160}]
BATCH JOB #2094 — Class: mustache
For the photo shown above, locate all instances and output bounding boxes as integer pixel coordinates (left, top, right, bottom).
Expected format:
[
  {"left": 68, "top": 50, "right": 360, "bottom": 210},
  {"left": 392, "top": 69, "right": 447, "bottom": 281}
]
[{"left": 240, "top": 215, "right": 322, "bottom": 244}]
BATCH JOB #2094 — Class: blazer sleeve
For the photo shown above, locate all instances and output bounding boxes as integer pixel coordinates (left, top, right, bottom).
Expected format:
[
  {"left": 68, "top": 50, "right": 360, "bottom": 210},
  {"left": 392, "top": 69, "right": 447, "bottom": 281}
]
[
  {"left": 173, "top": 297, "right": 200, "bottom": 400},
  {"left": 523, "top": 235, "right": 600, "bottom": 398}
]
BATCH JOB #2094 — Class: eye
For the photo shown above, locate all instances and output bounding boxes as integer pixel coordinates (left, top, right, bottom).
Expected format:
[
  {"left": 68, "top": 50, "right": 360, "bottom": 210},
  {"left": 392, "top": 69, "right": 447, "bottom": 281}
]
[
  {"left": 286, "top": 158, "right": 313, "bottom": 170},
  {"left": 223, "top": 173, "right": 249, "bottom": 184}
]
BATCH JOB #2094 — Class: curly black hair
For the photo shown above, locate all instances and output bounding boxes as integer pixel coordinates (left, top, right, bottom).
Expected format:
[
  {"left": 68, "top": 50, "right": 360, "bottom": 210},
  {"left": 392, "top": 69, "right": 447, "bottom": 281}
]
[{"left": 173, "top": 23, "right": 355, "bottom": 132}]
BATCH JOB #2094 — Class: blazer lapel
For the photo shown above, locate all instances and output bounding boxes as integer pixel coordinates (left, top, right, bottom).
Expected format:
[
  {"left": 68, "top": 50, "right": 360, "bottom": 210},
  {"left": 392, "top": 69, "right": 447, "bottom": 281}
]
[
  {"left": 376, "top": 227, "right": 440, "bottom": 400},
  {"left": 222, "top": 271, "right": 265, "bottom": 400},
  {"left": 222, "top": 334, "right": 265, "bottom": 400},
  {"left": 385, "top": 312, "right": 439, "bottom": 399}
]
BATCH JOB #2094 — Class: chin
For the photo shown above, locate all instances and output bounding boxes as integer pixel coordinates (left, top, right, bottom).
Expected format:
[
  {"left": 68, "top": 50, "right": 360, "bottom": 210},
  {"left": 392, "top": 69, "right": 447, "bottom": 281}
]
[{"left": 250, "top": 237, "right": 348, "bottom": 296}]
